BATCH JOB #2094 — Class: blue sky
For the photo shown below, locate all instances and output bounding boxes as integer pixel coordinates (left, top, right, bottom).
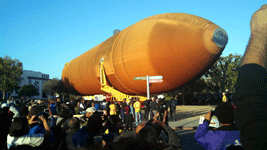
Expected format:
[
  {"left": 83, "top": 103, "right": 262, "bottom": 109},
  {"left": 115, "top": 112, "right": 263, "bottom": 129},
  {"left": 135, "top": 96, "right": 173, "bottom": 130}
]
[{"left": 1, "top": 0, "right": 265, "bottom": 79}]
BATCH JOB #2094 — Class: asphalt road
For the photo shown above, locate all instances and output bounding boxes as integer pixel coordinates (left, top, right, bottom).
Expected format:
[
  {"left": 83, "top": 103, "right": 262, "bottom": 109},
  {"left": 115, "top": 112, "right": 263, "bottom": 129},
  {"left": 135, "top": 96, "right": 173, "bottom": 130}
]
[{"left": 169, "top": 105, "right": 216, "bottom": 128}]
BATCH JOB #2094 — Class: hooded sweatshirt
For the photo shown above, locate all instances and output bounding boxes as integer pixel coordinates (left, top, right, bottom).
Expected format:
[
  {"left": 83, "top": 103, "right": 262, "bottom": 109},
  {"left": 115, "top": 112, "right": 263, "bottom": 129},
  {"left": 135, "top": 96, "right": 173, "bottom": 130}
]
[{"left": 195, "top": 121, "right": 241, "bottom": 150}]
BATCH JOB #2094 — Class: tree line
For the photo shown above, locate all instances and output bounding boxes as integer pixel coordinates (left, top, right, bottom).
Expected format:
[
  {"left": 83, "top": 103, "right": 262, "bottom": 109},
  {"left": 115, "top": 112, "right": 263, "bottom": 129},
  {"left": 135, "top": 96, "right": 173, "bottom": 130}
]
[
  {"left": 165, "top": 54, "right": 243, "bottom": 95},
  {"left": 0, "top": 56, "right": 23, "bottom": 100},
  {"left": 1, "top": 54, "right": 243, "bottom": 100}
]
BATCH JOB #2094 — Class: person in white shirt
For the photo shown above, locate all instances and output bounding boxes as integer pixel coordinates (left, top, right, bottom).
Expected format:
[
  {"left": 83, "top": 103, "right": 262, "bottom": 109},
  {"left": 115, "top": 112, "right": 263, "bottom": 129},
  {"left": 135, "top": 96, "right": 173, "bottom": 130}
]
[
  {"left": 7, "top": 115, "right": 51, "bottom": 149},
  {"left": 79, "top": 99, "right": 87, "bottom": 114}
]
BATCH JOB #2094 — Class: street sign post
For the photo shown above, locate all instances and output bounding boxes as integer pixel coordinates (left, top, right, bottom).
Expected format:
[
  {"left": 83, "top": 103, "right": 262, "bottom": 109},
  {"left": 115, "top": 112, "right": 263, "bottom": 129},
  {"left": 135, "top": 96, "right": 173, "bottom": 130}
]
[
  {"left": 133, "top": 75, "right": 163, "bottom": 100},
  {"left": 147, "top": 75, "right": 150, "bottom": 100}
]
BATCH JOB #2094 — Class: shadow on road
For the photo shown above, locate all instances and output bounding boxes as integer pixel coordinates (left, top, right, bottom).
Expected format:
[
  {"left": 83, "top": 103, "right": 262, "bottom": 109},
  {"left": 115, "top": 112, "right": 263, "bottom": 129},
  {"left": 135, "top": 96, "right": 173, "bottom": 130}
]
[
  {"left": 159, "top": 129, "right": 205, "bottom": 150},
  {"left": 176, "top": 130, "right": 205, "bottom": 150}
]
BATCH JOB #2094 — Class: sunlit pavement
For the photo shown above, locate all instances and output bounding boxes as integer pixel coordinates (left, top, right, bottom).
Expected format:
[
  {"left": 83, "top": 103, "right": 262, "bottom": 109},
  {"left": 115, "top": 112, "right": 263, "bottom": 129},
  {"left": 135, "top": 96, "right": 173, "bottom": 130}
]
[{"left": 169, "top": 105, "right": 216, "bottom": 128}]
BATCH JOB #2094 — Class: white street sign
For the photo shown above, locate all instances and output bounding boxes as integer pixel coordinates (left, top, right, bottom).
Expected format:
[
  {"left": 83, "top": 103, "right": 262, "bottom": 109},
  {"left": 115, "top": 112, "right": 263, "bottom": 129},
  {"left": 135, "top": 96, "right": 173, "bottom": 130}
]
[
  {"left": 149, "top": 79, "right": 163, "bottom": 83},
  {"left": 133, "top": 75, "right": 163, "bottom": 100},
  {"left": 149, "top": 76, "right": 163, "bottom": 80},
  {"left": 133, "top": 75, "right": 163, "bottom": 80},
  {"left": 133, "top": 77, "right": 147, "bottom": 80}
]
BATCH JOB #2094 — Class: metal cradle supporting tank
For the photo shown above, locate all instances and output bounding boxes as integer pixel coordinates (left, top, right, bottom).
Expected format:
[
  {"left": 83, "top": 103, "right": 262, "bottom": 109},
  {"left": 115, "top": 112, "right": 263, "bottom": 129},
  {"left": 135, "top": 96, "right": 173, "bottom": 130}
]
[{"left": 62, "top": 13, "right": 228, "bottom": 95}]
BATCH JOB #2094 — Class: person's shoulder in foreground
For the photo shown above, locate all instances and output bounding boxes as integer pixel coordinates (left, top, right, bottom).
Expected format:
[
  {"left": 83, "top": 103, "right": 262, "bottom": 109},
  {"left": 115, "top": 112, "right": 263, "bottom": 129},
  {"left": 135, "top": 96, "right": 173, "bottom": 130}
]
[
  {"left": 72, "top": 126, "right": 94, "bottom": 149},
  {"left": 233, "top": 4, "right": 267, "bottom": 150}
]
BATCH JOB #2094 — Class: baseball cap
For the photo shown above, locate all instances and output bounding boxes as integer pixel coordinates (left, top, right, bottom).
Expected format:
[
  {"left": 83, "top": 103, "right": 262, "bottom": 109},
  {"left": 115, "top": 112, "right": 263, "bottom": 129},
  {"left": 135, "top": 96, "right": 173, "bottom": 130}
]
[{"left": 157, "top": 95, "right": 165, "bottom": 99}]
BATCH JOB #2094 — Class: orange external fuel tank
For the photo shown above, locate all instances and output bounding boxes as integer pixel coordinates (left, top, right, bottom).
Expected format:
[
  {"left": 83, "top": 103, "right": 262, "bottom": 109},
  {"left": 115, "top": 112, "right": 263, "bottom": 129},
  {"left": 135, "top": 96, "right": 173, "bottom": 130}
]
[{"left": 62, "top": 13, "right": 228, "bottom": 95}]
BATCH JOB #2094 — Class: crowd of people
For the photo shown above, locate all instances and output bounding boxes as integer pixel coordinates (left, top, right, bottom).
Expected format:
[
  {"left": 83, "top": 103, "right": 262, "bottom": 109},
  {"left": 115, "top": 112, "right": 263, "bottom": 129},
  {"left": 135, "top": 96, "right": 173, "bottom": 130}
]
[
  {"left": 0, "top": 93, "right": 245, "bottom": 150},
  {"left": 0, "top": 4, "right": 267, "bottom": 150},
  {"left": 0, "top": 95, "right": 183, "bottom": 150}
]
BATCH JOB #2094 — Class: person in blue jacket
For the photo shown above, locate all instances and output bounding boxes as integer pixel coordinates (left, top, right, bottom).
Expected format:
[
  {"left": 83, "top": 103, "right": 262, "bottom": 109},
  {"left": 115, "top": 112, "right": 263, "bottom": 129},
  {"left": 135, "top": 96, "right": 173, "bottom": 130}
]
[
  {"left": 195, "top": 102, "right": 242, "bottom": 150},
  {"left": 49, "top": 100, "right": 57, "bottom": 115}
]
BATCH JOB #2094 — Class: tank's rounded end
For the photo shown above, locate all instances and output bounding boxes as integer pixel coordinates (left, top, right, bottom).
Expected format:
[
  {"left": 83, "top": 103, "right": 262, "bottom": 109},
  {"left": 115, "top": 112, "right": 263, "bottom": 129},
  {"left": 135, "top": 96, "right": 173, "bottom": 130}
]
[{"left": 213, "top": 28, "right": 228, "bottom": 48}]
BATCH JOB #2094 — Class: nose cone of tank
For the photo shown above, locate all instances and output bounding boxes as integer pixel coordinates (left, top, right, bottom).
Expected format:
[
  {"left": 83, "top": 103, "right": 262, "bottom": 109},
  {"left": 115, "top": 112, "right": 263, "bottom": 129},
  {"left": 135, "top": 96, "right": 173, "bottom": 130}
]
[{"left": 213, "top": 28, "right": 228, "bottom": 48}]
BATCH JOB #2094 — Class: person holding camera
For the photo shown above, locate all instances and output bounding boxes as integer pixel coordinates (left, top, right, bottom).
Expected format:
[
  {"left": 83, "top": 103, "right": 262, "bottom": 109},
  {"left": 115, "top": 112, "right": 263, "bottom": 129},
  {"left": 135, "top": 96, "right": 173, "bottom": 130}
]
[
  {"left": 106, "top": 119, "right": 181, "bottom": 150},
  {"left": 28, "top": 112, "right": 55, "bottom": 145},
  {"left": 195, "top": 102, "right": 242, "bottom": 150},
  {"left": 7, "top": 115, "right": 51, "bottom": 149}
]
